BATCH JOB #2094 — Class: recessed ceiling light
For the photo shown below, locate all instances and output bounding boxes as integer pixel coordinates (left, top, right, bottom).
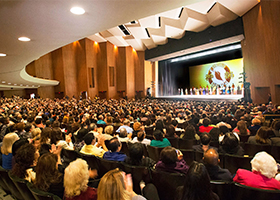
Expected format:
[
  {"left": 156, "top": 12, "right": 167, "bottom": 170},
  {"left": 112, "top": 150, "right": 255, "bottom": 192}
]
[
  {"left": 20, "top": 84, "right": 23, "bottom": 86},
  {"left": 8, "top": 83, "right": 11, "bottom": 85},
  {"left": 2, "top": 81, "right": 6, "bottom": 83},
  {"left": 0, "top": 53, "right": 6, "bottom": 57},
  {"left": 70, "top": 7, "right": 85, "bottom": 15},
  {"left": 18, "top": 37, "right": 31, "bottom": 42},
  {"left": 14, "top": 84, "right": 17, "bottom": 86}
]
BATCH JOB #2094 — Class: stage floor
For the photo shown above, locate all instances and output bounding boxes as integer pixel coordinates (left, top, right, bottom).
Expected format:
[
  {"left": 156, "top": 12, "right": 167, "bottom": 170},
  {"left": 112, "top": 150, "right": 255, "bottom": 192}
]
[{"left": 156, "top": 94, "right": 243, "bottom": 101}]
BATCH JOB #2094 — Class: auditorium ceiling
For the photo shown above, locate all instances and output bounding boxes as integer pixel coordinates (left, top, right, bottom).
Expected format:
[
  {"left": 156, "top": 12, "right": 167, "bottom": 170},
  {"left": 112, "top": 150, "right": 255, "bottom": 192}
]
[{"left": 0, "top": 0, "right": 259, "bottom": 90}]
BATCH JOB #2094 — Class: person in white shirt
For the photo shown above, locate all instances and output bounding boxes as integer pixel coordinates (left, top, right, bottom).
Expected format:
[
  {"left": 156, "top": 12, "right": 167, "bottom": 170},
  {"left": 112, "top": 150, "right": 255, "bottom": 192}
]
[{"left": 131, "top": 130, "right": 151, "bottom": 146}]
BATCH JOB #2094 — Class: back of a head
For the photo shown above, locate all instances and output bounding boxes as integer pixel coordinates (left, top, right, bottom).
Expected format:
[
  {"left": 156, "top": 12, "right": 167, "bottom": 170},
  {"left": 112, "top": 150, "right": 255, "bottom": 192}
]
[
  {"left": 252, "top": 118, "right": 261, "bottom": 126},
  {"left": 203, "top": 118, "right": 211, "bottom": 127},
  {"left": 64, "top": 158, "right": 89, "bottom": 198},
  {"left": 107, "top": 137, "right": 121, "bottom": 152},
  {"left": 255, "top": 126, "right": 271, "bottom": 144},
  {"left": 160, "top": 146, "right": 177, "bottom": 165},
  {"left": 88, "top": 123, "right": 97, "bottom": 132},
  {"left": 12, "top": 138, "right": 29, "bottom": 156},
  {"left": 97, "top": 169, "right": 129, "bottom": 200},
  {"left": 203, "top": 149, "right": 219, "bottom": 166},
  {"left": 208, "top": 127, "right": 220, "bottom": 141},
  {"left": 1, "top": 133, "right": 19, "bottom": 155},
  {"left": 119, "top": 128, "right": 127, "bottom": 138},
  {"left": 137, "top": 130, "right": 146, "bottom": 142},
  {"left": 133, "top": 122, "right": 141, "bottom": 131},
  {"left": 153, "top": 129, "right": 163, "bottom": 141},
  {"left": 104, "top": 125, "right": 114, "bottom": 135},
  {"left": 123, "top": 119, "right": 130, "bottom": 126},
  {"left": 251, "top": 151, "right": 277, "bottom": 179},
  {"left": 128, "top": 143, "right": 144, "bottom": 162},
  {"left": 222, "top": 132, "right": 239, "bottom": 152},
  {"left": 181, "top": 162, "right": 212, "bottom": 200},
  {"left": 200, "top": 133, "right": 211, "bottom": 145},
  {"left": 83, "top": 133, "right": 95, "bottom": 145},
  {"left": 219, "top": 125, "right": 229, "bottom": 134}
]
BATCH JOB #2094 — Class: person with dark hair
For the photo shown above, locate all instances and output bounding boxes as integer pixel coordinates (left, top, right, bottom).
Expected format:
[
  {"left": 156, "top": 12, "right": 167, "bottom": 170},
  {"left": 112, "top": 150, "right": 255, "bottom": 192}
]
[
  {"left": 154, "top": 120, "right": 166, "bottom": 134},
  {"left": 11, "top": 143, "right": 36, "bottom": 182},
  {"left": 34, "top": 153, "right": 64, "bottom": 199},
  {"left": 233, "top": 120, "right": 250, "bottom": 135},
  {"left": 155, "top": 146, "right": 189, "bottom": 174},
  {"left": 165, "top": 123, "right": 176, "bottom": 138},
  {"left": 97, "top": 115, "right": 106, "bottom": 125},
  {"left": 219, "top": 132, "right": 244, "bottom": 156},
  {"left": 180, "top": 124, "right": 199, "bottom": 140},
  {"left": 203, "top": 149, "right": 232, "bottom": 182},
  {"left": 192, "top": 133, "right": 217, "bottom": 153},
  {"left": 150, "top": 130, "right": 171, "bottom": 148},
  {"left": 208, "top": 127, "right": 220, "bottom": 142},
  {"left": 80, "top": 133, "right": 108, "bottom": 158},
  {"left": 23, "top": 122, "right": 34, "bottom": 139},
  {"left": 103, "top": 137, "right": 126, "bottom": 161},
  {"left": 124, "top": 143, "right": 156, "bottom": 168},
  {"left": 248, "top": 126, "right": 272, "bottom": 145},
  {"left": 248, "top": 118, "right": 262, "bottom": 136},
  {"left": 199, "top": 118, "right": 214, "bottom": 133},
  {"left": 40, "top": 127, "right": 52, "bottom": 144},
  {"left": 176, "top": 162, "right": 219, "bottom": 200},
  {"left": 35, "top": 117, "right": 45, "bottom": 130},
  {"left": 131, "top": 130, "right": 151, "bottom": 145}
]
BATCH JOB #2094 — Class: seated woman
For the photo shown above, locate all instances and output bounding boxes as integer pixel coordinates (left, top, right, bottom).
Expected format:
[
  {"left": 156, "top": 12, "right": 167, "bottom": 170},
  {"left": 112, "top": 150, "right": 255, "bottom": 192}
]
[
  {"left": 180, "top": 124, "right": 200, "bottom": 141},
  {"left": 248, "top": 126, "right": 272, "bottom": 145},
  {"left": 233, "top": 151, "right": 280, "bottom": 190},
  {"left": 155, "top": 146, "right": 189, "bottom": 174},
  {"left": 131, "top": 130, "right": 151, "bottom": 146},
  {"left": 125, "top": 143, "right": 156, "bottom": 168},
  {"left": 11, "top": 143, "right": 36, "bottom": 182},
  {"left": 51, "top": 127, "right": 74, "bottom": 150},
  {"left": 64, "top": 159, "right": 97, "bottom": 200},
  {"left": 176, "top": 162, "right": 219, "bottom": 200},
  {"left": 150, "top": 130, "right": 171, "bottom": 148},
  {"left": 97, "top": 169, "right": 148, "bottom": 200},
  {"left": 34, "top": 152, "right": 64, "bottom": 199},
  {"left": 233, "top": 120, "right": 250, "bottom": 135},
  {"left": 219, "top": 132, "right": 244, "bottom": 156},
  {"left": 1, "top": 132, "right": 19, "bottom": 170}
]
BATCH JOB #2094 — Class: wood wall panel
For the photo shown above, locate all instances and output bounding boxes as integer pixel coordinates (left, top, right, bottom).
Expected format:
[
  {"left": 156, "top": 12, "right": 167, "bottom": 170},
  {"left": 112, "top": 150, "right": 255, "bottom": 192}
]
[
  {"left": 134, "top": 51, "right": 145, "bottom": 96},
  {"left": 25, "top": 61, "right": 36, "bottom": 77},
  {"left": 116, "top": 47, "right": 126, "bottom": 92},
  {"left": 126, "top": 47, "right": 135, "bottom": 99},
  {"left": 144, "top": 60, "right": 153, "bottom": 96},
  {"left": 107, "top": 42, "right": 117, "bottom": 99},
  {"left": 4, "top": 89, "right": 25, "bottom": 98},
  {"left": 62, "top": 43, "right": 78, "bottom": 98},
  {"left": 242, "top": 1, "right": 280, "bottom": 104},
  {"left": 96, "top": 42, "right": 108, "bottom": 93},
  {"left": 52, "top": 48, "right": 65, "bottom": 94}
]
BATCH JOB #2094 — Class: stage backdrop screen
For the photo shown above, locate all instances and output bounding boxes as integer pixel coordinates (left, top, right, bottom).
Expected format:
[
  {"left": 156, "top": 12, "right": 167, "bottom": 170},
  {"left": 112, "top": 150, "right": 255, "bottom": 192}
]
[{"left": 189, "top": 58, "right": 243, "bottom": 89}]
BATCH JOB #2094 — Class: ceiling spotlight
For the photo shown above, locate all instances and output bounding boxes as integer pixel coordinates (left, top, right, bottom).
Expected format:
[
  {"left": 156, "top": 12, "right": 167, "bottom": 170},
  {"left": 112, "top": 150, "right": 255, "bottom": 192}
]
[
  {"left": 14, "top": 84, "right": 17, "bottom": 86},
  {"left": 0, "top": 53, "right": 6, "bottom": 57},
  {"left": 70, "top": 7, "right": 85, "bottom": 15},
  {"left": 1, "top": 81, "right": 6, "bottom": 83},
  {"left": 8, "top": 83, "right": 11, "bottom": 85},
  {"left": 18, "top": 37, "right": 31, "bottom": 42}
]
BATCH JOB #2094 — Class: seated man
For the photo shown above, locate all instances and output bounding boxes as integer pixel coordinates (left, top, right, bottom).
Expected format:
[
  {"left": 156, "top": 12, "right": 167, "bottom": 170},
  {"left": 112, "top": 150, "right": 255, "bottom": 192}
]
[
  {"left": 103, "top": 137, "right": 127, "bottom": 161},
  {"left": 80, "top": 133, "right": 108, "bottom": 158},
  {"left": 117, "top": 127, "right": 132, "bottom": 142},
  {"left": 192, "top": 133, "right": 217, "bottom": 153},
  {"left": 203, "top": 149, "right": 232, "bottom": 182},
  {"left": 116, "top": 119, "right": 133, "bottom": 134},
  {"left": 233, "top": 151, "right": 280, "bottom": 190}
]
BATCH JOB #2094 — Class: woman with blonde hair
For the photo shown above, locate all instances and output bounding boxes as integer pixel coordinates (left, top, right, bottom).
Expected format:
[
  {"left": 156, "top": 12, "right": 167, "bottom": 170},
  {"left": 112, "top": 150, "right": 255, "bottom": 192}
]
[
  {"left": 1, "top": 132, "right": 19, "bottom": 170},
  {"left": 97, "top": 169, "right": 147, "bottom": 200},
  {"left": 64, "top": 158, "right": 97, "bottom": 200}
]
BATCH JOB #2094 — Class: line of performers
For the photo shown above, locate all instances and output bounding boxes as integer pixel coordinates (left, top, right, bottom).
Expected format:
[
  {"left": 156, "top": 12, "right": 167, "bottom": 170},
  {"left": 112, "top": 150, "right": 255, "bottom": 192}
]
[{"left": 178, "top": 84, "right": 243, "bottom": 95}]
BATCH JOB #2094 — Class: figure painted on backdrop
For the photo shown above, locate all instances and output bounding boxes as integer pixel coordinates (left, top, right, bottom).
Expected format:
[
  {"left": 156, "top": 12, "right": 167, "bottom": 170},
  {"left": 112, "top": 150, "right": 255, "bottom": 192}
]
[
  {"left": 199, "top": 85, "right": 202, "bottom": 95},
  {"left": 206, "top": 85, "right": 209, "bottom": 95},
  {"left": 232, "top": 83, "right": 235, "bottom": 95},
  {"left": 203, "top": 87, "right": 206, "bottom": 95},
  {"left": 190, "top": 88, "right": 193, "bottom": 95},
  {"left": 185, "top": 88, "right": 188, "bottom": 95}
]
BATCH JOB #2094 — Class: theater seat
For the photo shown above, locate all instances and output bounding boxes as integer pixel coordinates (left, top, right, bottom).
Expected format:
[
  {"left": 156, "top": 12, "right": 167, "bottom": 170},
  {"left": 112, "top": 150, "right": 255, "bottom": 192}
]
[
  {"left": 61, "top": 148, "right": 81, "bottom": 166},
  {"left": 151, "top": 169, "right": 186, "bottom": 200},
  {"left": 79, "top": 153, "right": 99, "bottom": 174},
  {"left": 8, "top": 171, "right": 36, "bottom": 200},
  {"left": 180, "top": 149, "right": 195, "bottom": 166},
  {"left": 178, "top": 139, "right": 197, "bottom": 149},
  {"left": 121, "top": 163, "right": 151, "bottom": 194},
  {"left": 96, "top": 157, "right": 122, "bottom": 177},
  {"left": 232, "top": 183, "right": 280, "bottom": 200},
  {"left": 120, "top": 142, "right": 129, "bottom": 156},
  {"left": 27, "top": 182, "right": 62, "bottom": 200},
  {"left": 223, "top": 154, "right": 253, "bottom": 174},
  {"left": 146, "top": 145, "right": 164, "bottom": 162},
  {"left": 167, "top": 137, "right": 179, "bottom": 148},
  {"left": 243, "top": 143, "right": 271, "bottom": 156},
  {"left": 210, "top": 181, "right": 232, "bottom": 200},
  {"left": 0, "top": 166, "right": 24, "bottom": 200}
]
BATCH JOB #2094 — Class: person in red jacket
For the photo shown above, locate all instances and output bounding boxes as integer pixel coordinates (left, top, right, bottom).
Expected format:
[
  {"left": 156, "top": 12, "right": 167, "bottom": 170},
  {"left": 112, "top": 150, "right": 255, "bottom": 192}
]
[
  {"left": 233, "top": 151, "right": 280, "bottom": 190},
  {"left": 199, "top": 118, "right": 213, "bottom": 133}
]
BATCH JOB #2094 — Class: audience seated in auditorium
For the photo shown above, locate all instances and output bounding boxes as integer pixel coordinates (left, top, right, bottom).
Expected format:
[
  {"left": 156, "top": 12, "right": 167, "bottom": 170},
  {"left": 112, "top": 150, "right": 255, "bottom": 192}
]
[
  {"left": 208, "top": 127, "right": 220, "bottom": 142},
  {"left": 1, "top": 133, "right": 19, "bottom": 170},
  {"left": 131, "top": 129, "right": 151, "bottom": 145},
  {"left": 233, "top": 120, "right": 250, "bottom": 135},
  {"left": 97, "top": 169, "right": 151, "bottom": 200},
  {"left": 103, "top": 137, "right": 127, "bottom": 161},
  {"left": 233, "top": 151, "right": 280, "bottom": 190},
  {"left": 203, "top": 149, "right": 232, "bottom": 182},
  {"left": 40, "top": 127, "right": 52, "bottom": 145},
  {"left": 11, "top": 143, "right": 37, "bottom": 182},
  {"left": 96, "top": 115, "right": 106, "bottom": 125},
  {"left": 132, "top": 121, "right": 142, "bottom": 138},
  {"left": 176, "top": 161, "right": 219, "bottom": 200},
  {"left": 150, "top": 130, "right": 171, "bottom": 148},
  {"left": 193, "top": 133, "right": 217, "bottom": 153},
  {"left": 103, "top": 125, "right": 114, "bottom": 140},
  {"left": 80, "top": 133, "right": 108, "bottom": 158},
  {"left": 64, "top": 159, "right": 98, "bottom": 200},
  {"left": 155, "top": 146, "right": 189, "bottom": 175},
  {"left": 180, "top": 124, "right": 200, "bottom": 140},
  {"left": 248, "top": 126, "right": 272, "bottom": 145},
  {"left": 51, "top": 127, "right": 74, "bottom": 150},
  {"left": 219, "top": 132, "right": 244, "bottom": 156}
]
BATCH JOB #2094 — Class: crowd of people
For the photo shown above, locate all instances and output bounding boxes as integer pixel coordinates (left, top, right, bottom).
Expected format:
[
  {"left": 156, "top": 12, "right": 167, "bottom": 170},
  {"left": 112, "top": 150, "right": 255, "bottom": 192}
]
[{"left": 1, "top": 96, "right": 280, "bottom": 199}]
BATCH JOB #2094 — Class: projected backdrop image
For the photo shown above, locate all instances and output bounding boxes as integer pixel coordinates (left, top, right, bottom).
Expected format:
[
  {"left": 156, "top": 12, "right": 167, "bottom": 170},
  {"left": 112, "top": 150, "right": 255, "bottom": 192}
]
[{"left": 189, "top": 58, "right": 243, "bottom": 89}]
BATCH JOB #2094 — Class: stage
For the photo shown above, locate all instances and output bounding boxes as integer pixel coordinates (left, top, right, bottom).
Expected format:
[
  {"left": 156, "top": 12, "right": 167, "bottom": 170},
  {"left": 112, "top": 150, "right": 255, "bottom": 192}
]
[{"left": 156, "top": 94, "right": 243, "bottom": 101}]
